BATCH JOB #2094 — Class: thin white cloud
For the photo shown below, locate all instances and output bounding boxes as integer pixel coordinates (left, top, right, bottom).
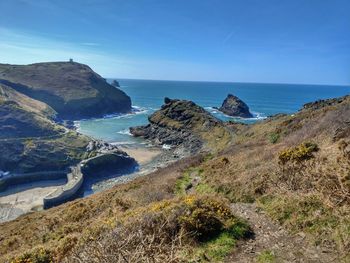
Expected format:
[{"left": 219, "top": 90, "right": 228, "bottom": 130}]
[{"left": 81, "top": 42, "right": 100, "bottom": 46}]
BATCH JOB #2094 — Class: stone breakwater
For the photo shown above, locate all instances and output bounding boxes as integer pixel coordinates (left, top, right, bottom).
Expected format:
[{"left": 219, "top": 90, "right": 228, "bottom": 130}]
[
  {"left": 0, "top": 171, "right": 67, "bottom": 192},
  {"left": 43, "top": 165, "right": 83, "bottom": 209},
  {"left": 0, "top": 153, "right": 137, "bottom": 210},
  {"left": 44, "top": 152, "right": 137, "bottom": 208}
]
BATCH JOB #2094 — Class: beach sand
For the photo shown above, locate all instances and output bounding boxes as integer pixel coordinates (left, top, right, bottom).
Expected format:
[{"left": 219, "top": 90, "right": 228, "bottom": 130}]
[
  {"left": 120, "top": 146, "right": 162, "bottom": 165},
  {"left": 0, "top": 179, "right": 66, "bottom": 223}
]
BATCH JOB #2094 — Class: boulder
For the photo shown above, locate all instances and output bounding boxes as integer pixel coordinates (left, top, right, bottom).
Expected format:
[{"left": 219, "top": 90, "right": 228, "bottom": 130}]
[{"left": 218, "top": 94, "right": 253, "bottom": 118}]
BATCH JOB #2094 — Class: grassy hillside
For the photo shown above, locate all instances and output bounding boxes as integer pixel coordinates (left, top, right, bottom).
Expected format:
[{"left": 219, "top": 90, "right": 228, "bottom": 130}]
[
  {"left": 0, "top": 62, "right": 131, "bottom": 119},
  {"left": 0, "top": 84, "right": 60, "bottom": 139},
  {"left": 1, "top": 95, "right": 349, "bottom": 262},
  {"left": 0, "top": 83, "right": 55, "bottom": 118},
  {"left": 0, "top": 84, "right": 91, "bottom": 173}
]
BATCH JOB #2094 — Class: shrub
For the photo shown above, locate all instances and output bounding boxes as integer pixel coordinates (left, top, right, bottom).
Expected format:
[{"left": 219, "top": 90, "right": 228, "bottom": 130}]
[
  {"left": 268, "top": 133, "right": 280, "bottom": 144},
  {"left": 278, "top": 142, "right": 318, "bottom": 164},
  {"left": 70, "top": 195, "right": 251, "bottom": 262},
  {"left": 12, "top": 248, "right": 54, "bottom": 263},
  {"left": 178, "top": 195, "right": 232, "bottom": 239},
  {"left": 174, "top": 173, "right": 192, "bottom": 195}
]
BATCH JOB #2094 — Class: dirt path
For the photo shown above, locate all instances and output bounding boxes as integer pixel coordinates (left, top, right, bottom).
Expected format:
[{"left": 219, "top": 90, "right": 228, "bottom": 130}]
[{"left": 227, "top": 203, "right": 338, "bottom": 263}]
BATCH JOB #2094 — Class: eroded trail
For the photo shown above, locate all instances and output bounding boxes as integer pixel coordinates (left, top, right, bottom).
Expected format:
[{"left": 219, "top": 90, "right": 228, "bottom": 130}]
[{"left": 227, "top": 203, "right": 337, "bottom": 263}]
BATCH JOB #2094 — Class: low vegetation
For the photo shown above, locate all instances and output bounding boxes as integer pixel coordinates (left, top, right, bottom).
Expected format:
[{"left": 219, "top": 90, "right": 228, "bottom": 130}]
[
  {"left": 278, "top": 142, "right": 318, "bottom": 164},
  {"left": 69, "top": 194, "right": 250, "bottom": 263},
  {"left": 256, "top": 250, "right": 276, "bottom": 263}
]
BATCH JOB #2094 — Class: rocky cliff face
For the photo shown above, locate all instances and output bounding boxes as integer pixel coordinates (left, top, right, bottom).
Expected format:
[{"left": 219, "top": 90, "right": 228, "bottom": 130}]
[
  {"left": 0, "top": 62, "right": 131, "bottom": 119},
  {"left": 0, "top": 83, "right": 134, "bottom": 174},
  {"left": 218, "top": 94, "right": 253, "bottom": 118},
  {"left": 130, "top": 98, "right": 231, "bottom": 155}
]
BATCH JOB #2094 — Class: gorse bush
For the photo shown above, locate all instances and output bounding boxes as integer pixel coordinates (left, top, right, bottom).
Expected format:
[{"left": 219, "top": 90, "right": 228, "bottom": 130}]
[
  {"left": 12, "top": 248, "right": 53, "bottom": 263},
  {"left": 129, "top": 194, "right": 234, "bottom": 240},
  {"left": 70, "top": 194, "right": 250, "bottom": 262},
  {"left": 178, "top": 195, "right": 232, "bottom": 239},
  {"left": 278, "top": 142, "right": 318, "bottom": 164}
]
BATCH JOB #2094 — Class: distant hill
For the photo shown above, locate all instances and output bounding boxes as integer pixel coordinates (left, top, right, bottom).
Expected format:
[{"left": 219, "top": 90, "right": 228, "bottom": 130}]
[{"left": 0, "top": 61, "right": 131, "bottom": 119}]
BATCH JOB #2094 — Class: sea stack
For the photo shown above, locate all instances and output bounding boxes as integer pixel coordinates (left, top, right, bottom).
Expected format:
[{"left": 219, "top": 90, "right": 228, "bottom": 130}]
[{"left": 218, "top": 94, "right": 253, "bottom": 118}]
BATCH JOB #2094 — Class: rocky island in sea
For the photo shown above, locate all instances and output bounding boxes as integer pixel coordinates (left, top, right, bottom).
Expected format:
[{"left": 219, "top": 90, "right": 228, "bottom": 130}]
[
  {"left": 130, "top": 97, "right": 232, "bottom": 156},
  {"left": 216, "top": 93, "right": 253, "bottom": 118},
  {"left": 0, "top": 61, "right": 137, "bottom": 221}
]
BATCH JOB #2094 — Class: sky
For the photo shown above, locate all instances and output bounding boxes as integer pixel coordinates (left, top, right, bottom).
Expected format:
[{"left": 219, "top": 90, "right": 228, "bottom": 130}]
[{"left": 0, "top": 0, "right": 349, "bottom": 85}]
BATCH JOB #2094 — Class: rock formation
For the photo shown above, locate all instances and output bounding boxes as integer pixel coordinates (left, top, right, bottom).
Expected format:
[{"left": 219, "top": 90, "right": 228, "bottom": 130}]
[
  {"left": 111, "top": 80, "right": 120, "bottom": 87},
  {"left": 130, "top": 98, "right": 231, "bottom": 155},
  {"left": 0, "top": 62, "right": 131, "bottom": 119},
  {"left": 217, "top": 94, "right": 253, "bottom": 118}
]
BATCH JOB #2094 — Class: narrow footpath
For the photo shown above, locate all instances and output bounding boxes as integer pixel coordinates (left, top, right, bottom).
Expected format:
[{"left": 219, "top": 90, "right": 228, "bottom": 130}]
[{"left": 227, "top": 203, "right": 338, "bottom": 263}]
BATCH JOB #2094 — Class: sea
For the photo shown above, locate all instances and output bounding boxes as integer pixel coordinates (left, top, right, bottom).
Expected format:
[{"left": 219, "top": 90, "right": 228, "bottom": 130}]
[{"left": 76, "top": 79, "right": 350, "bottom": 146}]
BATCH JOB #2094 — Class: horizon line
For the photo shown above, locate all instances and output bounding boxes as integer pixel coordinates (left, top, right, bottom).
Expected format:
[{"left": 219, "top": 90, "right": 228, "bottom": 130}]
[{"left": 105, "top": 77, "right": 350, "bottom": 88}]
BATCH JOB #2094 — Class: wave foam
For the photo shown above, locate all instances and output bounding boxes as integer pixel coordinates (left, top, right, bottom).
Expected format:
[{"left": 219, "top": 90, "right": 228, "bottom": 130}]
[
  {"left": 205, "top": 107, "right": 267, "bottom": 121},
  {"left": 110, "top": 141, "right": 136, "bottom": 145},
  {"left": 117, "top": 129, "right": 132, "bottom": 136}
]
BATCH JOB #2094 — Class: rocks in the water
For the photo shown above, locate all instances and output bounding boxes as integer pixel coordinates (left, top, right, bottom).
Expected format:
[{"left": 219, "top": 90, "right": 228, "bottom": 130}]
[
  {"left": 217, "top": 94, "right": 253, "bottom": 118},
  {"left": 130, "top": 98, "right": 231, "bottom": 155},
  {"left": 111, "top": 80, "right": 120, "bottom": 87},
  {"left": 164, "top": 97, "right": 172, "bottom": 104}
]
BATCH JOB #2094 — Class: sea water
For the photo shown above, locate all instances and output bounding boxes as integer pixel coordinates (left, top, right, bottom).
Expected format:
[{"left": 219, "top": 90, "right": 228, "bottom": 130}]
[{"left": 76, "top": 79, "right": 349, "bottom": 145}]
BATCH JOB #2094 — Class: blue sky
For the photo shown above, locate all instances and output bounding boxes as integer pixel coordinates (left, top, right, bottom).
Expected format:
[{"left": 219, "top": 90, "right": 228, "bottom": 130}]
[{"left": 0, "top": 0, "right": 349, "bottom": 85}]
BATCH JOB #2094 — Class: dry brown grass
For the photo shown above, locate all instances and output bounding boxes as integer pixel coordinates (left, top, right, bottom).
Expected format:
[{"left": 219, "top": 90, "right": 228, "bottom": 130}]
[
  {"left": 0, "top": 156, "right": 203, "bottom": 262},
  {"left": 197, "top": 96, "right": 350, "bottom": 259},
  {"left": 66, "top": 194, "right": 249, "bottom": 263}
]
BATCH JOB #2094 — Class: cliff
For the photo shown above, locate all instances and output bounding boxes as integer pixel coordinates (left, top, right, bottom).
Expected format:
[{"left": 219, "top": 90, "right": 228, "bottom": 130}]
[
  {"left": 0, "top": 82, "right": 134, "bottom": 174},
  {"left": 0, "top": 61, "right": 131, "bottom": 119}
]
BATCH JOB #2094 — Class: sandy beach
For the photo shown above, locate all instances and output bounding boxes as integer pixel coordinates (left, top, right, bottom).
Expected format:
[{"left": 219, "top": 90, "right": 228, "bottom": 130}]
[{"left": 119, "top": 145, "right": 162, "bottom": 165}]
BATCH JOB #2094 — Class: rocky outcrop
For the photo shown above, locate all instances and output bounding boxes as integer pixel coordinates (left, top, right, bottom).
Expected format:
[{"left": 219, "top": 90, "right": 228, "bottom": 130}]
[
  {"left": 111, "top": 80, "right": 120, "bottom": 87},
  {"left": 302, "top": 95, "right": 349, "bottom": 111},
  {"left": 0, "top": 62, "right": 131, "bottom": 119},
  {"left": 130, "top": 98, "right": 231, "bottom": 155},
  {"left": 217, "top": 94, "right": 253, "bottom": 118}
]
